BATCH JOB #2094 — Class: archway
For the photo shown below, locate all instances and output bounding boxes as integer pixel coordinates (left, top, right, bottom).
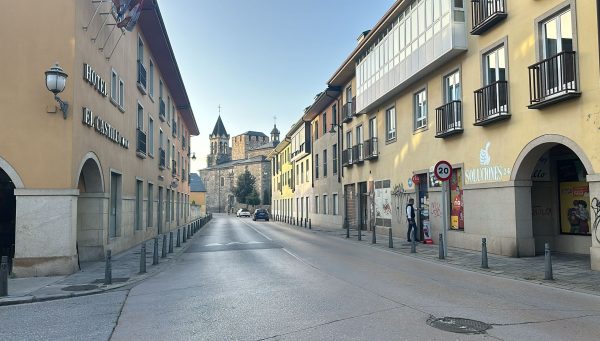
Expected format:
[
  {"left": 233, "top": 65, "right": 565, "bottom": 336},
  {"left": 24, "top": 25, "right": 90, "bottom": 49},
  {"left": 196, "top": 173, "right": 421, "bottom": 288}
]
[
  {"left": 512, "top": 136, "right": 593, "bottom": 255},
  {"left": 76, "top": 156, "right": 105, "bottom": 262},
  {"left": 0, "top": 168, "right": 16, "bottom": 273}
]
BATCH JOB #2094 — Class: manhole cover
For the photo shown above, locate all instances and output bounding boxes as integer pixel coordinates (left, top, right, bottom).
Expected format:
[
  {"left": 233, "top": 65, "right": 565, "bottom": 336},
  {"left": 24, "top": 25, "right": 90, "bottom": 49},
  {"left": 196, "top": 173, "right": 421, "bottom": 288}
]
[
  {"left": 61, "top": 284, "right": 98, "bottom": 292},
  {"left": 427, "top": 316, "right": 491, "bottom": 334}
]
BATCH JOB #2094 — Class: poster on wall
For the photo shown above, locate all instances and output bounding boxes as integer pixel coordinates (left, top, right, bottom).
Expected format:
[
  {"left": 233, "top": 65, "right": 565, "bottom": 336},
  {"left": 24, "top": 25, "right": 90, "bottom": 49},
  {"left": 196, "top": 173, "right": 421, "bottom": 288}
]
[
  {"left": 559, "top": 182, "right": 591, "bottom": 235},
  {"left": 374, "top": 180, "right": 392, "bottom": 226},
  {"left": 450, "top": 168, "right": 464, "bottom": 230}
]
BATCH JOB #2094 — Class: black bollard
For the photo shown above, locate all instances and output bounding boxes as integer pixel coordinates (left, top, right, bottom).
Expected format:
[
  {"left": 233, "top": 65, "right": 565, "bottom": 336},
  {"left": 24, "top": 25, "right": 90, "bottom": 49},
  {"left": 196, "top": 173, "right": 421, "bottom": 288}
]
[
  {"left": 346, "top": 220, "right": 350, "bottom": 239},
  {"left": 1, "top": 256, "right": 8, "bottom": 297},
  {"left": 162, "top": 234, "right": 167, "bottom": 258},
  {"left": 309, "top": 219, "right": 312, "bottom": 229},
  {"left": 372, "top": 226, "right": 376, "bottom": 244},
  {"left": 388, "top": 228, "right": 393, "bottom": 248},
  {"left": 139, "top": 243, "right": 147, "bottom": 274},
  {"left": 169, "top": 231, "right": 174, "bottom": 253},
  {"left": 544, "top": 242, "right": 553, "bottom": 280},
  {"left": 182, "top": 226, "right": 187, "bottom": 243},
  {"left": 176, "top": 229, "right": 181, "bottom": 247},
  {"left": 411, "top": 230, "right": 416, "bottom": 253},
  {"left": 358, "top": 227, "right": 362, "bottom": 241},
  {"left": 438, "top": 233, "right": 445, "bottom": 260},
  {"left": 481, "top": 238, "right": 489, "bottom": 269},
  {"left": 104, "top": 250, "right": 112, "bottom": 285},
  {"left": 153, "top": 237, "right": 159, "bottom": 265}
]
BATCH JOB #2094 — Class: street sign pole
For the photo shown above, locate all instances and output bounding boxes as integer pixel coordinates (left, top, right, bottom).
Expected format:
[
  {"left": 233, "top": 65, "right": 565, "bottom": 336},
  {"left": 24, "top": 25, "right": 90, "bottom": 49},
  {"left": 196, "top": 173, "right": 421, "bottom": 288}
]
[{"left": 442, "top": 180, "right": 449, "bottom": 257}]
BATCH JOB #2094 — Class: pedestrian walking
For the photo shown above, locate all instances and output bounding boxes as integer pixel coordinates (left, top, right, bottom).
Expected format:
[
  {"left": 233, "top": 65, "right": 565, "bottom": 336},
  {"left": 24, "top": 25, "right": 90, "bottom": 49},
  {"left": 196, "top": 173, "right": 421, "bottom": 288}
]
[{"left": 406, "top": 198, "right": 419, "bottom": 242}]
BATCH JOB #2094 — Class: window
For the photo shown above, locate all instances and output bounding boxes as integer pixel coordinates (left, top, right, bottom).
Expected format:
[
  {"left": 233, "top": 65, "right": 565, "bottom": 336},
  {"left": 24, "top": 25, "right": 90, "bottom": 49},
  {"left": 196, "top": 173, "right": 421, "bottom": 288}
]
[
  {"left": 484, "top": 45, "right": 507, "bottom": 85},
  {"left": 296, "top": 165, "right": 299, "bottom": 185},
  {"left": 541, "top": 9, "right": 573, "bottom": 60},
  {"left": 137, "top": 36, "right": 144, "bottom": 62},
  {"left": 332, "top": 104, "right": 337, "bottom": 126},
  {"left": 315, "top": 153, "right": 319, "bottom": 179},
  {"left": 137, "top": 103, "right": 144, "bottom": 130},
  {"left": 369, "top": 116, "right": 377, "bottom": 138},
  {"left": 323, "top": 195, "right": 328, "bottom": 215},
  {"left": 480, "top": 44, "right": 508, "bottom": 117},
  {"left": 332, "top": 145, "right": 338, "bottom": 174},
  {"left": 149, "top": 60, "right": 154, "bottom": 97},
  {"left": 323, "top": 150, "right": 328, "bottom": 177},
  {"left": 414, "top": 89, "right": 427, "bottom": 130},
  {"left": 385, "top": 107, "right": 396, "bottom": 140},
  {"left": 305, "top": 159, "right": 309, "bottom": 181},
  {"left": 314, "top": 121, "right": 319, "bottom": 140},
  {"left": 444, "top": 70, "right": 461, "bottom": 103},
  {"left": 111, "top": 70, "right": 118, "bottom": 103},
  {"left": 346, "top": 131, "right": 352, "bottom": 149},
  {"left": 167, "top": 138, "right": 170, "bottom": 168},
  {"left": 159, "top": 80, "right": 163, "bottom": 99},
  {"left": 135, "top": 179, "right": 143, "bottom": 230},
  {"left": 315, "top": 196, "right": 320, "bottom": 214},
  {"left": 356, "top": 125, "right": 363, "bottom": 144},
  {"left": 166, "top": 189, "right": 171, "bottom": 222},
  {"left": 118, "top": 79, "right": 125, "bottom": 109},
  {"left": 301, "top": 162, "right": 304, "bottom": 183},
  {"left": 333, "top": 194, "right": 339, "bottom": 215},
  {"left": 147, "top": 183, "right": 153, "bottom": 228},
  {"left": 167, "top": 96, "right": 171, "bottom": 122},
  {"left": 148, "top": 117, "right": 154, "bottom": 156},
  {"left": 322, "top": 112, "right": 327, "bottom": 135}
]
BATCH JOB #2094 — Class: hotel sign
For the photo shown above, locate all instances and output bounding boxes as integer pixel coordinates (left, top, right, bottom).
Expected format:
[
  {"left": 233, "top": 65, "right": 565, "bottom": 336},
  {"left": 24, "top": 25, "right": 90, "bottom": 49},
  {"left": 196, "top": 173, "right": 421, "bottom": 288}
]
[
  {"left": 83, "top": 63, "right": 108, "bottom": 97},
  {"left": 82, "top": 107, "right": 129, "bottom": 149}
]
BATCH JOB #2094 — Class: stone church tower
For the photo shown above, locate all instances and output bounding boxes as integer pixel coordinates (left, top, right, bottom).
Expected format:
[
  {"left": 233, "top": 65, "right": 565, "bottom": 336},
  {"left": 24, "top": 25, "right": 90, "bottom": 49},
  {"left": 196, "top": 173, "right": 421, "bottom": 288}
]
[
  {"left": 270, "top": 124, "right": 280, "bottom": 144},
  {"left": 206, "top": 116, "right": 231, "bottom": 167}
]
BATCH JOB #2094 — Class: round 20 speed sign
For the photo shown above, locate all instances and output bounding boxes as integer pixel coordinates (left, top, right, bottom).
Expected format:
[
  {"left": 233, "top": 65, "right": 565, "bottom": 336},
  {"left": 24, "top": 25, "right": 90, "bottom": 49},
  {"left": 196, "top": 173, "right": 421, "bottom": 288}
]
[{"left": 434, "top": 160, "right": 452, "bottom": 182}]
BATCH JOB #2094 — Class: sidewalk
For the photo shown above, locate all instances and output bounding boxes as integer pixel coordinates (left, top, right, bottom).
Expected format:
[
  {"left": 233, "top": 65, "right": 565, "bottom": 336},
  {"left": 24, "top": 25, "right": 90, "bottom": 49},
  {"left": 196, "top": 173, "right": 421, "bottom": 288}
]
[
  {"left": 278, "top": 219, "right": 600, "bottom": 296},
  {"left": 0, "top": 218, "right": 210, "bottom": 306}
]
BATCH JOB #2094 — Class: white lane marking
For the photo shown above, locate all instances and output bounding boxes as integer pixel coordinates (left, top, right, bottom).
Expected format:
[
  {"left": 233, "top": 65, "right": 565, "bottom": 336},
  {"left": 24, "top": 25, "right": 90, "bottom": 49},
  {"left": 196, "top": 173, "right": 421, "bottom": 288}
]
[
  {"left": 203, "top": 241, "right": 265, "bottom": 247},
  {"left": 241, "top": 219, "right": 272, "bottom": 241}
]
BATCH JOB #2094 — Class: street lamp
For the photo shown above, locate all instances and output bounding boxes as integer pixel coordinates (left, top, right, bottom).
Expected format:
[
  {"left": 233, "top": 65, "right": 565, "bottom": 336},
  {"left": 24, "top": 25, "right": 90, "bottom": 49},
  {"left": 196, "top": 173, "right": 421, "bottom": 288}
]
[
  {"left": 45, "top": 63, "right": 69, "bottom": 119},
  {"left": 191, "top": 152, "right": 196, "bottom": 161}
]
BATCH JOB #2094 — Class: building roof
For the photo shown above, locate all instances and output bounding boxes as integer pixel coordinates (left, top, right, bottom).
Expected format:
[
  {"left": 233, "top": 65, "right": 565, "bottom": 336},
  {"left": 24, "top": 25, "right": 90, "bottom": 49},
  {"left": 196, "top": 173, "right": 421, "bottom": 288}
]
[
  {"left": 189, "top": 173, "right": 206, "bottom": 192},
  {"left": 138, "top": 1, "right": 199, "bottom": 135},
  {"left": 241, "top": 131, "right": 267, "bottom": 137},
  {"left": 211, "top": 116, "right": 229, "bottom": 137},
  {"left": 270, "top": 124, "right": 280, "bottom": 135}
]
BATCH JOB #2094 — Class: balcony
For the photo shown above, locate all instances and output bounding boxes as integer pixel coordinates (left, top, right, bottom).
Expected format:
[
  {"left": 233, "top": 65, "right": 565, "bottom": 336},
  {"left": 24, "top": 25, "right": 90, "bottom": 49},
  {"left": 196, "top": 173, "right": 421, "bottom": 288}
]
[
  {"left": 528, "top": 51, "right": 580, "bottom": 109},
  {"left": 172, "top": 120, "right": 177, "bottom": 137},
  {"left": 159, "top": 99, "right": 166, "bottom": 121},
  {"left": 136, "top": 60, "right": 147, "bottom": 93},
  {"left": 136, "top": 128, "right": 147, "bottom": 158},
  {"left": 435, "top": 101, "right": 463, "bottom": 138},
  {"left": 159, "top": 148, "right": 166, "bottom": 169},
  {"left": 474, "top": 81, "right": 510, "bottom": 126},
  {"left": 363, "top": 137, "right": 378, "bottom": 160},
  {"left": 471, "top": 0, "right": 507, "bottom": 35},
  {"left": 352, "top": 143, "right": 364, "bottom": 163},
  {"left": 171, "top": 160, "right": 177, "bottom": 177},
  {"left": 342, "top": 148, "right": 353, "bottom": 167},
  {"left": 342, "top": 99, "right": 356, "bottom": 122}
]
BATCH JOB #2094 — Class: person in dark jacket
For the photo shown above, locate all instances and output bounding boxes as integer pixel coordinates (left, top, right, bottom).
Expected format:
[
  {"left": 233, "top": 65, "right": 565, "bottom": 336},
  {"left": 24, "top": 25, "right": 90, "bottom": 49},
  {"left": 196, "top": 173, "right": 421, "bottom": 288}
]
[{"left": 406, "top": 198, "right": 419, "bottom": 242}]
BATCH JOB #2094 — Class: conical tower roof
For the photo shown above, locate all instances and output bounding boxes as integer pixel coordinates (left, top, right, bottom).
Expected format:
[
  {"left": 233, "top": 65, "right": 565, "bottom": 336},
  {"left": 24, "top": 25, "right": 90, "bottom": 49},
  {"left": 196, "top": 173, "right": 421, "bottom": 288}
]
[
  {"left": 270, "top": 124, "right": 280, "bottom": 135},
  {"left": 211, "top": 115, "right": 228, "bottom": 137}
]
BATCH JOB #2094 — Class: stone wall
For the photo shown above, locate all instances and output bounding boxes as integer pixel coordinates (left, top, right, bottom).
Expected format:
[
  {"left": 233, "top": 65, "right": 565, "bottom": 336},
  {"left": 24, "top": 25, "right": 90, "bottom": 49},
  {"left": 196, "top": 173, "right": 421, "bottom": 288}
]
[{"left": 232, "top": 134, "right": 270, "bottom": 160}]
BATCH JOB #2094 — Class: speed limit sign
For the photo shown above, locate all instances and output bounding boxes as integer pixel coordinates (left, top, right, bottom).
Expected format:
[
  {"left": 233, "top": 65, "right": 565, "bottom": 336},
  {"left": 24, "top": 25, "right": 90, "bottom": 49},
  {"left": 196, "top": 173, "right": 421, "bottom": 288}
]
[{"left": 434, "top": 160, "right": 452, "bottom": 181}]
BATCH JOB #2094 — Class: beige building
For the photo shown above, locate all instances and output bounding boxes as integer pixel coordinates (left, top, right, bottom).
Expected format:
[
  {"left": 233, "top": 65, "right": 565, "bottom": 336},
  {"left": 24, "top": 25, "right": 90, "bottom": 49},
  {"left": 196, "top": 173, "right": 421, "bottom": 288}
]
[
  {"left": 0, "top": 1, "right": 199, "bottom": 276},
  {"left": 289, "top": 120, "right": 313, "bottom": 222}
]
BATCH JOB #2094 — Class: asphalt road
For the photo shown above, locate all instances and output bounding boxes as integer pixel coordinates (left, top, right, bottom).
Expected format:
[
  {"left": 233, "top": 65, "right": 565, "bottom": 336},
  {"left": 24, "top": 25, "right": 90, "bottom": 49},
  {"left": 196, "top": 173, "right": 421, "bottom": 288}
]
[{"left": 2, "top": 214, "right": 600, "bottom": 340}]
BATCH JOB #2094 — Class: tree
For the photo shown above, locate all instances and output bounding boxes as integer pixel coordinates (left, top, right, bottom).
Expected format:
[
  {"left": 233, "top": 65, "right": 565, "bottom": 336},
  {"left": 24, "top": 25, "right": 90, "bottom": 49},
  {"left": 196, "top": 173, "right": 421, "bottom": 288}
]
[
  {"left": 246, "top": 190, "right": 260, "bottom": 207},
  {"left": 233, "top": 170, "right": 256, "bottom": 207}
]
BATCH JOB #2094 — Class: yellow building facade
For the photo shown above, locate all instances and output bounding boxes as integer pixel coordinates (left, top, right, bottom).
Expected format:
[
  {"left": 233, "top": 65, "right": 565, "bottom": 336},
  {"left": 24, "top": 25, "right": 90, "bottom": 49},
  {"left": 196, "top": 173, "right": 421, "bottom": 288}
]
[
  {"left": 270, "top": 139, "right": 294, "bottom": 220},
  {"left": 0, "top": 1, "right": 199, "bottom": 276}
]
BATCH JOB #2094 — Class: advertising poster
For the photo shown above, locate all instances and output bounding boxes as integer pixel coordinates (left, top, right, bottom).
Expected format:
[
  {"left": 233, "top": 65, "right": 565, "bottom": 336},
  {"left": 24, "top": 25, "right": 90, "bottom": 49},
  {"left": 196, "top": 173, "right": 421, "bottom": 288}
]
[
  {"left": 374, "top": 180, "right": 392, "bottom": 226},
  {"left": 450, "top": 169, "right": 464, "bottom": 230},
  {"left": 559, "top": 182, "right": 591, "bottom": 235}
]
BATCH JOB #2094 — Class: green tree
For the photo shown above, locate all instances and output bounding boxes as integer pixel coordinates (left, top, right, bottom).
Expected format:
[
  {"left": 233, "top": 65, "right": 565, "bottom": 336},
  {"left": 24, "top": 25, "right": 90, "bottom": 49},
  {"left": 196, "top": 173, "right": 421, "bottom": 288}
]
[
  {"left": 246, "top": 189, "right": 261, "bottom": 207},
  {"left": 233, "top": 170, "right": 256, "bottom": 207}
]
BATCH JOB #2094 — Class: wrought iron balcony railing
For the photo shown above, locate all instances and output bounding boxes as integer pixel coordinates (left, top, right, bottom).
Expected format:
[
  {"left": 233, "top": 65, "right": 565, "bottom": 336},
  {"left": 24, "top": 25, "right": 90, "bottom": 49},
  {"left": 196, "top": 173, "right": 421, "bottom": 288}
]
[
  {"left": 474, "top": 81, "right": 510, "bottom": 125},
  {"left": 435, "top": 100, "right": 463, "bottom": 138},
  {"left": 342, "top": 148, "right": 353, "bottom": 167},
  {"left": 137, "top": 60, "right": 147, "bottom": 90},
  {"left": 363, "top": 137, "right": 378, "bottom": 160},
  {"left": 171, "top": 160, "right": 177, "bottom": 177},
  {"left": 136, "top": 128, "right": 147, "bottom": 156},
  {"left": 471, "top": 0, "right": 507, "bottom": 35},
  {"left": 352, "top": 143, "right": 364, "bottom": 163},
  {"left": 528, "top": 51, "right": 580, "bottom": 109},
  {"left": 159, "top": 148, "right": 166, "bottom": 169},
  {"left": 159, "top": 99, "right": 166, "bottom": 121}
]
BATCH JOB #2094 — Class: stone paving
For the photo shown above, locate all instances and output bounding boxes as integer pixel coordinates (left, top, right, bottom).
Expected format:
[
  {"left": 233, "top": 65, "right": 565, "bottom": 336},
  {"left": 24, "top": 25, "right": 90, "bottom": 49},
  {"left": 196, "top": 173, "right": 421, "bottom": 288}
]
[
  {"left": 0, "top": 218, "right": 210, "bottom": 306},
  {"left": 280, "top": 220, "right": 600, "bottom": 296}
]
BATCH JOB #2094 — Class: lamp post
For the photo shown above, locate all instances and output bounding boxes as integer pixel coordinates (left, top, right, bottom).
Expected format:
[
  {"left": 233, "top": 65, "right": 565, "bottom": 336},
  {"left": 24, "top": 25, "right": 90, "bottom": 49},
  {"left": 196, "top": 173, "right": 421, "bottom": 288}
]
[{"left": 45, "top": 63, "right": 69, "bottom": 119}]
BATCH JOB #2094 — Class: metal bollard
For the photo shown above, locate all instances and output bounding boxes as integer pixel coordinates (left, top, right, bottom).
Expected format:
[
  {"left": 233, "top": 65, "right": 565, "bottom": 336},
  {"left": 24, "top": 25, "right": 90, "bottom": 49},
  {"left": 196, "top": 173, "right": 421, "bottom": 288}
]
[
  {"left": 176, "top": 229, "right": 181, "bottom": 247},
  {"left": 358, "top": 227, "right": 362, "bottom": 241},
  {"left": 162, "top": 234, "right": 167, "bottom": 258},
  {"left": 139, "top": 243, "right": 147, "bottom": 274},
  {"left": 188, "top": 224, "right": 192, "bottom": 238},
  {"left": 104, "top": 250, "right": 112, "bottom": 285},
  {"left": 372, "top": 226, "right": 376, "bottom": 244},
  {"left": 481, "top": 238, "right": 489, "bottom": 269},
  {"left": 438, "top": 233, "right": 445, "bottom": 260},
  {"left": 388, "top": 228, "right": 393, "bottom": 248},
  {"left": 411, "top": 230, "right": 416, "bottom": 253},
  {"left": 544, "top": 242, "right": 553, "bottom": 280},
  {"left": 169, "top": 231, "right": 174, "bottom": 253},
  {"left": 183, "top": 227, "right": 187, "bottom": 243},
  {"left": 153, "top": 237, "right": 159, "bottom": 265},
  {"left": 346, "top": 220, "right": 350, "bottom": 239},
  {"left": 309, "top": 219, "right": 312, "bottom": 229},
  {"left": 1, "top": 256, "right": 9, "bottom": 297}
]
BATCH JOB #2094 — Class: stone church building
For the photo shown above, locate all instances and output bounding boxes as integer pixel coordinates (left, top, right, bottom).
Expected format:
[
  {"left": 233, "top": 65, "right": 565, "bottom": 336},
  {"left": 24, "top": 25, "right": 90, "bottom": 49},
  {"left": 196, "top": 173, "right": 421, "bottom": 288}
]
[{"left": 199, "top": 116, "right": 279, "bottom": 213}]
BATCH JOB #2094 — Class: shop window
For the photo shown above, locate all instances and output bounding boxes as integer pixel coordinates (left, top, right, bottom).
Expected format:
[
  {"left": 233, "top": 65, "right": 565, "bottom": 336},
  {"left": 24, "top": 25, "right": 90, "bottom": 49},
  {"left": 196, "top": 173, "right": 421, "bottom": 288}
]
[{"left": 374, "top": 180, "right": 392, "bottom": 227}]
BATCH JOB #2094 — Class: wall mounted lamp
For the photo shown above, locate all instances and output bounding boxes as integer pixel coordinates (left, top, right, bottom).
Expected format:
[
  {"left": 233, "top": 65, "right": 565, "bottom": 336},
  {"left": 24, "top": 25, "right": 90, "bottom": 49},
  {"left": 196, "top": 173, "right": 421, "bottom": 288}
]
[
  {"left": 45, "top": 64, "right": 69, "bottom": 119},
  {"left": 191, "top": 152, "right": 197, "bottom": 161}
]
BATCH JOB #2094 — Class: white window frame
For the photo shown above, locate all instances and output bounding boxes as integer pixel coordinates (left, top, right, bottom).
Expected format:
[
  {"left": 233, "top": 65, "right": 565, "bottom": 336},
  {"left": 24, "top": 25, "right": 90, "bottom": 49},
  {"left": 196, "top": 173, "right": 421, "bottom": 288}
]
[
  {"left": 148, "top": 116, "right": 154, "bottom": 157},
  {"left": 118, "top": 78, "right": 125, "bottom": 110},
  {"left": 333, "top": 193, "right": 339, "bottom": 215},
  {"left": 111, "top": 69, "right": 118, "bottom": 104},
  {"left": 385, "top": 106, "right": 396, "bottom": 141},
  {"left": 414, "top": 88, "right": 427, "bottom": 130},
  {"left": 149, "top": 60, "right": 154, "bottom": 98}
]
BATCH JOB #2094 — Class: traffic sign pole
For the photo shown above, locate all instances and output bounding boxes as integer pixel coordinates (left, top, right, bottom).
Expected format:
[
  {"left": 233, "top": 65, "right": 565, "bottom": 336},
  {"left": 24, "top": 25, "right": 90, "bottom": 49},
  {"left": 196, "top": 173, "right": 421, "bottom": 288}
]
[{"left": 434, "top": 160, "right": 452, "bottom": 258}]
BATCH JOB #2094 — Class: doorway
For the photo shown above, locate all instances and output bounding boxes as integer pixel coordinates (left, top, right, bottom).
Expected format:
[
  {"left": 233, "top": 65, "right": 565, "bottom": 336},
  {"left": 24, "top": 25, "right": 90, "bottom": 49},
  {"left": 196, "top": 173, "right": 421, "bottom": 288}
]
[
  {"left": 109, "top": 172, "right": 121, "bottom": 239},
  {"left": 417, "top": 174, "right": 429, "bottom": 241},
  {"left": 358, "top": 182, "right": 368, "bottom": 230},
  {"left": 0, "top": 168, "right": 15, "bottom": 273},
  {"left": 76, "top": 158, "right": 105, "bottom": 261}
]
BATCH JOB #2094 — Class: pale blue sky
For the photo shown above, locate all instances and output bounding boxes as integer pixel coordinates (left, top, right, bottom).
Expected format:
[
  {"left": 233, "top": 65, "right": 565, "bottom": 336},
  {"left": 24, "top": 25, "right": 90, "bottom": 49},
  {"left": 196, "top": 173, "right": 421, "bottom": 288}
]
[{"left": 159, "top": 0, "right": 395, "bottom": 170}]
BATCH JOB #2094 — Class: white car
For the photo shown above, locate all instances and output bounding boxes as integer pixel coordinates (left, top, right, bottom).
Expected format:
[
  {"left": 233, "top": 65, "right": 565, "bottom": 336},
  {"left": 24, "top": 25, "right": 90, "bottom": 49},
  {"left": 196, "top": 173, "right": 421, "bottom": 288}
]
[{"left": 236, "top": 208, "right": 251, "bottom": 217}]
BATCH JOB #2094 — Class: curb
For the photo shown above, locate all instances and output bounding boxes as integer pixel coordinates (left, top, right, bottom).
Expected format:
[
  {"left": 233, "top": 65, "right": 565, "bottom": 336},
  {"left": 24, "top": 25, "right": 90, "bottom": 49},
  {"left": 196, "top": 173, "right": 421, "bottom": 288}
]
[{"left": 0, "top": 219, "right": 211, "bottom": 307}]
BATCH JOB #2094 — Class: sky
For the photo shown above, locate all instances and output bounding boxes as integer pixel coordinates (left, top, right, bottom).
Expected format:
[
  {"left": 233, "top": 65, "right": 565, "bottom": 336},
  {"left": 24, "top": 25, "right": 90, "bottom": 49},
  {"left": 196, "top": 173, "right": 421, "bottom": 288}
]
[{"left": 159, "top": 0, "right": 396, "bottom": 171}]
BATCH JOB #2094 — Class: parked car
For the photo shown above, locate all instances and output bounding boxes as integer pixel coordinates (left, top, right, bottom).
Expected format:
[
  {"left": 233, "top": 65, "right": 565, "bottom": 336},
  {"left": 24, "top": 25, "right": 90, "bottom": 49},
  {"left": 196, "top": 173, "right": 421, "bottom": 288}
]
[
  {"left": 253, "top": 208, "right": 269, "bottom": 221},
  {"left": 236, "top": 208, "right": 251, "bottom": 217}
]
